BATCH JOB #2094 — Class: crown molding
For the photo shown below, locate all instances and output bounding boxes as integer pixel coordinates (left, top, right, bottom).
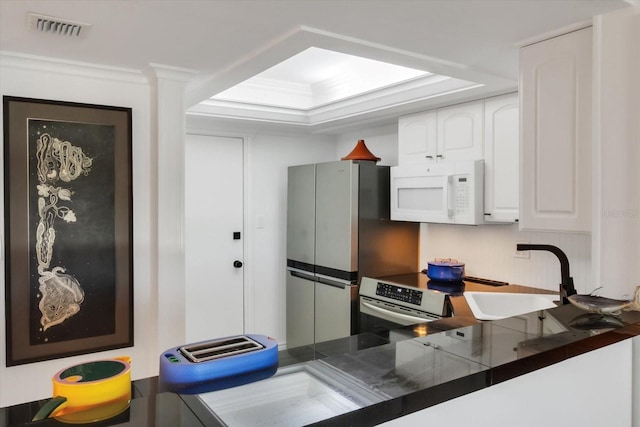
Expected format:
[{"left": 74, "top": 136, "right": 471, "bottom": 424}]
[
  {"left": 189, "top": 72, "right": 484, "bottom": 127},
  {"left": 0, "top": 51, "right": 147, "bottom": 84},
  {"left": 146, "top": 63, "right": 199, "bottom": 83}
]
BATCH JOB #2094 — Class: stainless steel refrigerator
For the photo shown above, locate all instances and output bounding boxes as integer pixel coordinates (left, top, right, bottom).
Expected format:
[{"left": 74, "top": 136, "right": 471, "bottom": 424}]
[{"left": 286, "top": 160, "right": 420, "bottom": 348}]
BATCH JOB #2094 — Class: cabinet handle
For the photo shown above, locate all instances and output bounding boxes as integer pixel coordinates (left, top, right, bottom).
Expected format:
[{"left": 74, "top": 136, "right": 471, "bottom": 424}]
[
  {"left": 425, "top": 155, "right": 434, "bottom": 159},
  {"left": 436, "top": 154, "right": 444, "bottom": 159}
]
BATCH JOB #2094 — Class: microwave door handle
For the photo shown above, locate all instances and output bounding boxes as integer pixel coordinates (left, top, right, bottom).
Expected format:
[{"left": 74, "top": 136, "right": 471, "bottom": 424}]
[{"left": 445, "top": 175, "right": 453, "bottom": 217}]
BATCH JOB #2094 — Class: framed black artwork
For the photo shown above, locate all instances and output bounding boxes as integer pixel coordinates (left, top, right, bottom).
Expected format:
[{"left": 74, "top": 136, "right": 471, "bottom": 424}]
[{"left": 3, "top": 96, "right": 133, "bottom": 366}]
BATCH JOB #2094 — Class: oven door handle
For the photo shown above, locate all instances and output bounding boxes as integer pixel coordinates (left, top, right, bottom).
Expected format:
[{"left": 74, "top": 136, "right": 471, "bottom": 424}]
[{"left": 361, "top": 301, "right": 437, "bottom": 323}]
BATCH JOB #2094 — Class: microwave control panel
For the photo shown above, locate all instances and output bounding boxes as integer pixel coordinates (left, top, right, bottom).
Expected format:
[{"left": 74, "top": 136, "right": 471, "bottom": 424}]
[{"left": 454, "top": 176, "right": 470, "bottom": 214}]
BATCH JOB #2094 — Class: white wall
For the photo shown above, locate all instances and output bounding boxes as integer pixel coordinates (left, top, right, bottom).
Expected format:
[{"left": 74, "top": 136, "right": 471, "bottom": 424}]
[
  {"left": 0, "top": 53, "right": 156, "bottom": 406},
  {"left": 422, "top": 224, "right": 592, "bottom": 292}
]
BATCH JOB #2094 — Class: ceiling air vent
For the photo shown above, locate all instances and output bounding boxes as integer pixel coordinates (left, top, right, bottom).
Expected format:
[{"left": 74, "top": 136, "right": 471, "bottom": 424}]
[{"left": 27, "top": 12, "right": 91, "bottom": 38}]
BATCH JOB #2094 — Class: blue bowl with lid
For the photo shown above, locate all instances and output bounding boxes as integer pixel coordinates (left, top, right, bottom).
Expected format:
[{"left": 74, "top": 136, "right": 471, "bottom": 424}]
[{"left": 426, "top": 258, "right": 465, "bottom": 282}]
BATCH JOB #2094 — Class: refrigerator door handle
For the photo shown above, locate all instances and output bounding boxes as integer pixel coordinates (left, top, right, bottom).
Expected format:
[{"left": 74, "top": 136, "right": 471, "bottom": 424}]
[
  {"left": 288, "top": 268, "right": 317, "bottom": 282},
  {"left": 315, "top": 273, "right": 355, "bottom": 289}
]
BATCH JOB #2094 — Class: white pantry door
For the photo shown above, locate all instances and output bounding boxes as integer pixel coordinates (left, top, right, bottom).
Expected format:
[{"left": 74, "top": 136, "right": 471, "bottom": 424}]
[{"left": 185, "top": 134, "right": 244, "bottom": 342}]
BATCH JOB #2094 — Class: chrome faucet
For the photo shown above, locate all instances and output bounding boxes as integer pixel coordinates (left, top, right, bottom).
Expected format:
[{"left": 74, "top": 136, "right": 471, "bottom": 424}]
[{"left": 516, "top": 244, "right": 577, "bottom": 304}]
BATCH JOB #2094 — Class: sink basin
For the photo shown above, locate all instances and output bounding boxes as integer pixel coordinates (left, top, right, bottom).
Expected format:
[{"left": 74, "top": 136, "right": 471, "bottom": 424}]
[
  {"left": 464, "top": 291, "right": 559, "bottom": 320},
  {"left": 195, "top": 360, "right": 387, "bottom": 426}
]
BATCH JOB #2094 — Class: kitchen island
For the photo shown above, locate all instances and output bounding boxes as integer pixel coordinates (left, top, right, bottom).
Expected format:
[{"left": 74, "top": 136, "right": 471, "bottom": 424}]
[{"left": 3, "top": 282, "right": 640, "bottom": 426}]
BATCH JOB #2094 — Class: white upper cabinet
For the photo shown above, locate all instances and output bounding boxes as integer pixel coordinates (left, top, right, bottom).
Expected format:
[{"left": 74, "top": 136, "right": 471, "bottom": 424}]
[
  {"left": 519, "top": 27, "right": 592, "bottom": 232},
  {"left": 398, "top": 100, "right": 483, "bottom": 164},
  {"left": 398, "top": 110, "right": 438, "bottom": 164},
  {"left": 436, "top": 100, "right": 484, "bottom": 162},
  {"left": 483, "top": 93, "right": 519, "bottom": 223},
  {"left": 397, "top": 97, "right": 519, "bottom": 225}
]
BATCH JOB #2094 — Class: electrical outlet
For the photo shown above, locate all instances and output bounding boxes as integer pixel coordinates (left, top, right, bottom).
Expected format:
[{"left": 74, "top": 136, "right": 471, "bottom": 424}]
[{"left": 514, "top": 243, "right": 530, "bottom": 259}]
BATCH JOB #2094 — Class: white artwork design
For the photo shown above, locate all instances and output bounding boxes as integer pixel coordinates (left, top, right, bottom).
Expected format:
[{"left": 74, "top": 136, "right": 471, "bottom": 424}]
[{"left": 35, "top": 133, "right": 93, "bottom": 331}]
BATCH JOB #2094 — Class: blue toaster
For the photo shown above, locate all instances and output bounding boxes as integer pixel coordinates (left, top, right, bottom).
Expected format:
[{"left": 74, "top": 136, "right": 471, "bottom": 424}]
[{"left": 159, "top": 334, "right": 279, "bottom": 394}]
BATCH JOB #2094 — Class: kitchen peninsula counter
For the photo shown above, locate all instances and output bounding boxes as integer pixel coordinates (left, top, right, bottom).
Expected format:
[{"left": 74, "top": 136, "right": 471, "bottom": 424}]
[
  {"left": 299, "top": 292, "right": 640, "bottom": 426},
  {"left": 3, "top": 283, "right": 640, "bottom": 426}
]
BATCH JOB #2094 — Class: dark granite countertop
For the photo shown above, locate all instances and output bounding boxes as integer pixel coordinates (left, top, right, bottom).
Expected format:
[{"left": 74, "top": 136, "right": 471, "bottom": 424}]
[
  {"left": 3, "top": 282, "right": 640, "bottom": 427},
  {"left": 312, "top": 303, "right": 640, "bottom": 426}
]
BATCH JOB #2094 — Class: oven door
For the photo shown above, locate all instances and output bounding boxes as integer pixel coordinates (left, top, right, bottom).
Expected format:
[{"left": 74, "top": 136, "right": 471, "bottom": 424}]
[{"left": 359, "top": 296, "right": 441, "bottom": 335}]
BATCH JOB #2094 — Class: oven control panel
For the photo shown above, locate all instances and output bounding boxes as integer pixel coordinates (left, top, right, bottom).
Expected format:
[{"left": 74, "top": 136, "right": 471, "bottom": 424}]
[
  {"left": 360, "top": 276, "right": 450, "bottom": 317},
  {"left": 376, "top": 282, "right": 423, "bottom": 306}
]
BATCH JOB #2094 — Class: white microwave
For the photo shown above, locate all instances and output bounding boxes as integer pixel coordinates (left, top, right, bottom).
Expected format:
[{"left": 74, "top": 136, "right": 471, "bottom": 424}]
[{"left": 390, "top": 160, "right": 484, "bottom": 225}]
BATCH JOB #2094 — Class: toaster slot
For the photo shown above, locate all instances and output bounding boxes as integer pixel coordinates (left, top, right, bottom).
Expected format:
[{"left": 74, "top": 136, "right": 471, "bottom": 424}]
[{"left": 179, "top": 336, "right": 265, "bottom": 363}]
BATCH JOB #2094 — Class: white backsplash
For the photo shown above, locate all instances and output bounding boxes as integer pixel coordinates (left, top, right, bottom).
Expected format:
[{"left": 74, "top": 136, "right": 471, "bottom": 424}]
[{"left": 421, "top": 223, "right": 593, "bottom": 294}]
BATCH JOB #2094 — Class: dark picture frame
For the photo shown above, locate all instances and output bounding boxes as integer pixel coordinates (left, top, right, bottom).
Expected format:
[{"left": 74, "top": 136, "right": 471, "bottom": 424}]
[{"left": 3, "top": 96, "right": 133, "bottom": 366}]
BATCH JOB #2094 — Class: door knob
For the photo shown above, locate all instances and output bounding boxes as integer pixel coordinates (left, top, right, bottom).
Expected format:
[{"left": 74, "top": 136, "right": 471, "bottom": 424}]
[{"left": 233, "top": 260, "right": 243, "bottom": 268}]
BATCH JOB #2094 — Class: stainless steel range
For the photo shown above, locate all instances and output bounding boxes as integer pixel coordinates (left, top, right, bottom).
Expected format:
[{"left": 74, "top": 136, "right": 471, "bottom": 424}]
[{"left": 359, "top": 274, "right": 455, "bottom": 334}]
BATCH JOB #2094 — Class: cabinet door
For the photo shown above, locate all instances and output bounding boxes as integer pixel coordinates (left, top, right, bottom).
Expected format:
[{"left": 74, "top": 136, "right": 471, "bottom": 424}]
[
  {"left": 483, "top": 93, "right": 519, "bottom": 223},
  {"left": 520, "top": 28, "right": 592, "bottom": 232},
  {"left": 436, "top": 100, "right": 484, "bottom": 161},
  {"left": 398, "top": 111, "right": 437, "bottom": 164}
]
